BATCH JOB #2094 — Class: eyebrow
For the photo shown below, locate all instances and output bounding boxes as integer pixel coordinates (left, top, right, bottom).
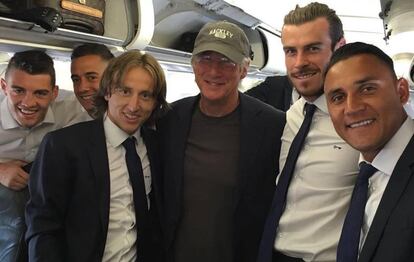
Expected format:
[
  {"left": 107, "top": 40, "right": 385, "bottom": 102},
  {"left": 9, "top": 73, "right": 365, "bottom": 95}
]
[
  {"left": 10, "top": 85, "right": 25, "bottom": 90},
  {"left": 283, "top": 41, "right": 323, "bottom": 50},
  {"left": 71, "top": 71, "right": 98, "bottom": 78},
  {"left": 326, "top": 76, "right": 379, "bottom": 96},
  {"left": 354, "top": 76, "right": 377, "bottom": 85},
  {"left": 326, "top": 86, "right": 343, "bottom": 97},
  {"left": 11, "top": 85, "right": 50, "bottom": 92}
]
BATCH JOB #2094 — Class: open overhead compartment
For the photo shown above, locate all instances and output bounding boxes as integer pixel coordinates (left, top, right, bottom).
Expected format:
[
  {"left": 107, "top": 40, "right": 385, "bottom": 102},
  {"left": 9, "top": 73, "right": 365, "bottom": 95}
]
[
  {"left": 148, "top": 0, "right": 284, "bottom": 75},
  {"left": 0, "top": 0, "right": 152, "bottom": 58},
  {"left": 380, "top": 0, "right": 414, "bottom": 74},
  {"left": 0, "top": 0, "right": 284, "bottom": 76}
]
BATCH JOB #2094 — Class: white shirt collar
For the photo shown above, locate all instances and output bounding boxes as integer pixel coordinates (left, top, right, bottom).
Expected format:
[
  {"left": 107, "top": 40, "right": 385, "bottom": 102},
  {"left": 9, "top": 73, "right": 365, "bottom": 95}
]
[
  {"left": 299, "top": 94, "right": 329, "bottom": 114},
  {"left": 103, "top": 113, "right": 141, "bottom": 148},
  {"left": 359, "top": 117, "right": 414, "bottom": 176}
]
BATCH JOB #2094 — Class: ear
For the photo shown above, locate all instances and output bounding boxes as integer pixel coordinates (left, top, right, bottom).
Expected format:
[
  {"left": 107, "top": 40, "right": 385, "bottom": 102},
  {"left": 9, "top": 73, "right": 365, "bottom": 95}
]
[
  {"left": 1, "top": 78, "right": 7, "bottom": 95},
  {"left": 334, "top": 37, "right": 346, "bottom": 51},
  {"left": 396, "top": 77, "right": 410, "bottom": 104},
  {"left": 52, "top": 85, "right": 59, "bottom": 100},
  {"left": 104, "top": 92, "right": 110, "bottom": 102},
  {"left": 240, "top": 60, "right": 249, "bottom": 79}
]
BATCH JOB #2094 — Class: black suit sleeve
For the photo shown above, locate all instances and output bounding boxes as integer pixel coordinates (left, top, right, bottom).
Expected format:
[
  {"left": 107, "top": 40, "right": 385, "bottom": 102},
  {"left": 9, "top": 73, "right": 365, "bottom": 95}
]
[
  {"left": 25, "top": 133, "right": 70, "bottom": 262},
  {"left": 245, "top": 77, "right": 273, "bottom": 103},
  {"left": 245, "top": 76, "right": 293, "bottom": 112}
]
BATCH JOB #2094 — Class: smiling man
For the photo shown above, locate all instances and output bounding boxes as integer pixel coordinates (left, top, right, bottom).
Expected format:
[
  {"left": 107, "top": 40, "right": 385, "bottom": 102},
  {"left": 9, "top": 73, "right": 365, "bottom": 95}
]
[
  {"left": 70, "top": 43, "right": 114, "bottom": 118},
  {"left": 0, "top": 50, "right": 86, "bottom": 261},
  {"left": 158, "top": 20, "right": 286, "bottom": 262},
  {"left": 324, "top": 42, "right": 414, "bottom": 262},
  {"left": 0, "top": 50, "right": 87, "bottom": 190},
  {"left": 26, "top": 50, "right": 168, "bottom": 262},
  {"left": 257, "top": 3, "right": 360, "bottom": 262},
  {"left": 0, "top": 51, "right": 58, "bottom": 191}
]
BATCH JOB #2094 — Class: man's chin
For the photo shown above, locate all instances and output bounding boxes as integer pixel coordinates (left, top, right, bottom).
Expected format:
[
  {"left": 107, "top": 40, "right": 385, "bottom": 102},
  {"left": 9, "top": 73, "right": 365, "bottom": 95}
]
[
  {"left": 17, "top": 115, "right": 41, "bottom": 128},
  {"left": 19, "top": 122, "right": 37, "bottom": 129},
  {"left": 295, "top": 85, "right": 323, "bottom": 98}
]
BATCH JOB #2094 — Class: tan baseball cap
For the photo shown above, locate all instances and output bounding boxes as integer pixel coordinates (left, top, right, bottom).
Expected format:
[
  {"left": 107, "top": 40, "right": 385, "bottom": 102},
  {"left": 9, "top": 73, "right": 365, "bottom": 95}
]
[{"left": 192, "top": 20, "right": 252, "bottom": 64}]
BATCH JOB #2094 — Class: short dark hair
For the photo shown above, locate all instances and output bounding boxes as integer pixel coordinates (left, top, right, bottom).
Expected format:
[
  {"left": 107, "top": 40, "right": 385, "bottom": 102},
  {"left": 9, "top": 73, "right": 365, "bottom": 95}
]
[
  {"left": 325, "top": 42, "right": 396, "bottom": 80},
  {"left": 93, "top": 50, "right": 169, "bottom": 124},
  {"left": 71, "top": 43, "right": 114, "bottom": 61},
  {"left": 5, "top": 50, "right": 56, "bottom": 87},
  {"left": 284, "top": 2, "right": 344, "bottom": 50}
]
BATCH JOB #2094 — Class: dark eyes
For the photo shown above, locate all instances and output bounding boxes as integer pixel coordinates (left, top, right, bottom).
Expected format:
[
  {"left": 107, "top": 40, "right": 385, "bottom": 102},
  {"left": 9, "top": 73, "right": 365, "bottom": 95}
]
[
  {"left": 330, "top": 93, "right": 345, "bottom": 104},
  {"left": 86, "top": 75, "right": 98, "bottom": 81},
  {"left": 11, "top": 88, "right": 49, "bottom": 98},
  {"left": 115, "top": 87, "right": 153, "bottom": 101}
]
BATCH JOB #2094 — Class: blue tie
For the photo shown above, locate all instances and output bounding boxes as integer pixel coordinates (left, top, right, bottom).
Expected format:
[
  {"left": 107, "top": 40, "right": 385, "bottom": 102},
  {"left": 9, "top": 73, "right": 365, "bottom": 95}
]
[
  {"left": 257, "top": 103, "right": 316, "bottom": 262},
  {"left": 337, "top": 162, "right": 377, "bottom": 262},
  {"left": 122, "top": 137, "right": 148, "bottom": 256}
]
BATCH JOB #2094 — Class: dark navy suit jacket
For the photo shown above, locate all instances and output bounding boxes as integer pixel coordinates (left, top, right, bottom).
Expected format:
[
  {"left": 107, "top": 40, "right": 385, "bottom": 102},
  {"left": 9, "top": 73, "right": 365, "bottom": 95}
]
[
  {"left": 25, "top": 119, "right": 164, "bottom": 262},
  {"left": 358, "top": 134, "right": 414, "bottom": 262}
]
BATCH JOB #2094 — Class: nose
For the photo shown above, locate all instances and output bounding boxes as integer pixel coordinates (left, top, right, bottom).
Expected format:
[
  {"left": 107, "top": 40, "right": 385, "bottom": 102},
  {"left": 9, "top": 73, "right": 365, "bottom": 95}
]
[
  {"left": 126, "top": 94, "right": 141, "bottom": 111},
  {"left": 76, "top": 78, "right": 89, "bottom": 93},
  {"left": 345, "top": 94, "right": 364, "bottom": 115},
  {"left": 21, "top": 93, "right": 36, "bottom": 107},
  {"left": 294, "top": 51, "right": 309, "bottom": 68}
]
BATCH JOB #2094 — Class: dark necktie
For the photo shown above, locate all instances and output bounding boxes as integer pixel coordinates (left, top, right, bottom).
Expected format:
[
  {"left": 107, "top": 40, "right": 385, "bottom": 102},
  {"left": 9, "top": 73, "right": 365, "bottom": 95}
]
[
  {"left": 337, "top": 162, "right": 377, "bottom": 262},
  {"left": 122, "top": 137, "right": 148, "bottom": 252},
  {"left": 257, "top": 103, "right": 316, "bottom": 262}
]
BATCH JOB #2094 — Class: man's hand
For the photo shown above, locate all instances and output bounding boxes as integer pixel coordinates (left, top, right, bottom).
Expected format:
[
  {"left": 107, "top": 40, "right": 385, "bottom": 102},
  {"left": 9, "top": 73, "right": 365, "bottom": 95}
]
[{"left": 0, "top": 160, "right": 29, "bottom": 191}]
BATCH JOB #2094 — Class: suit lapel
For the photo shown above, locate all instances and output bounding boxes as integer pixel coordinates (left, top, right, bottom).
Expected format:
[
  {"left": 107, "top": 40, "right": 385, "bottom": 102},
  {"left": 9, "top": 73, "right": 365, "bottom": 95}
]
[
  {"left": 235, "top": 94, "right": 264, "bottom": 208},
  {"left": 87, "top": 119, "right": 111, "bottom": 235},
  {"left": 176, "top": 96, "right": 198, "bottom": 195},
  {"left": 165, "top": 96, "right": 197, "bottom": 249},
  {"left": 141, "top": 126, "right": 162, "bottom": 210},
  {"left": 173, "top": 96, "right": 197, "bottom": 211},
  {"left": 141, "top": 126, "right": 158, "bottom": 185},
  {"left": 282, "top": 76, "right": 293, "bottom": 111},
  {"left": 359, "top": 135, "right": 414, "bottom": 261}
]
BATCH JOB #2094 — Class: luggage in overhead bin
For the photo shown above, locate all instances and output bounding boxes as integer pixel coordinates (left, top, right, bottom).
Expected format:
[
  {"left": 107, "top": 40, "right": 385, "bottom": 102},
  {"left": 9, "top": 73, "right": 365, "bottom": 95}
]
[{"left": 0, "top": 0, "right": 105, "bottom": 35}]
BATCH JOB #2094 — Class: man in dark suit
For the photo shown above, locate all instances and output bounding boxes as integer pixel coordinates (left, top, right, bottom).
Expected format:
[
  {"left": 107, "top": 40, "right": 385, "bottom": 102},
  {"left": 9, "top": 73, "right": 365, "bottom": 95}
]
[
  {"left": 157, "top": 21, "right": 285, "bottom": 262},
  {"left": 324, "top": 42, "right": 414, "bottom": 262},
  {"left": 245, "top": 75, "right": 293, "bottom": 112},
  {"left": 25, "top": 50, "right": 169, "bottom": 262}
]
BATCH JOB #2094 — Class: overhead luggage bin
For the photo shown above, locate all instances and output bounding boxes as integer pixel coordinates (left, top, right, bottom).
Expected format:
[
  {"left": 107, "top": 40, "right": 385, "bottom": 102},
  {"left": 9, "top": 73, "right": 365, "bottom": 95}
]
[
  {"left": 0, "top": 0, "right": 150, "bottom": 57},
  {"left": 147, "top": 0, "right": 283, "bottom": 75},
  {"left": 0, "top": 0, "right": 283, "bottom": 75},
  {"left": 380, "top": 0, "right": 414, "bottom": 56}
]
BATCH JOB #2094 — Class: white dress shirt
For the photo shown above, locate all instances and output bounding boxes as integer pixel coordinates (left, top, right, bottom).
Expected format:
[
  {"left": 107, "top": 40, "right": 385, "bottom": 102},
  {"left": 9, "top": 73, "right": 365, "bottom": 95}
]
[
  {"left": 275, "top": 95, "right": 360, "bottom": 262},
  {"left": 0, "top": 97, "right": 88, "bottom": 163},
  {"left": 359, "top": 118, "right": 414, "bottom": 252},
  {"left": 102, "top": 115, "right": 152, "bottom": 262}
]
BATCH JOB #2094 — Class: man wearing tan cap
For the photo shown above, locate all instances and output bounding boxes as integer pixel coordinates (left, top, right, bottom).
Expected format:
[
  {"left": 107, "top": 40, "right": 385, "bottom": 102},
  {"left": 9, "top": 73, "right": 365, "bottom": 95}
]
[{"left": 158, "top": 20, "right": 286, "bottom": 262}]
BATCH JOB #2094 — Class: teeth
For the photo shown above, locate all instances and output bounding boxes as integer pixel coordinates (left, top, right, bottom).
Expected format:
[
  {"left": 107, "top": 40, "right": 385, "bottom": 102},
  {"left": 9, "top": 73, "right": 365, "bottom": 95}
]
[
  {"left": 19, "top": 108, "right": 37, "bottom": 115},
  {"left": 206, "top": 80, "right": 222, "bottom": 85},
  {"left": 296, "top": 72, "right": 315, "bottom": 79},
  {"left": 295, "top": 72, "right": 316, "bottom": 79},
  {"left": 349, "top": 119, "right": 373, "bottom": 128},
  {"left": 124, "top": 113, "right": 139, "bottom": 120},
  {"left": 80, "top": 95, "right": 94, "bottom": 100}
]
